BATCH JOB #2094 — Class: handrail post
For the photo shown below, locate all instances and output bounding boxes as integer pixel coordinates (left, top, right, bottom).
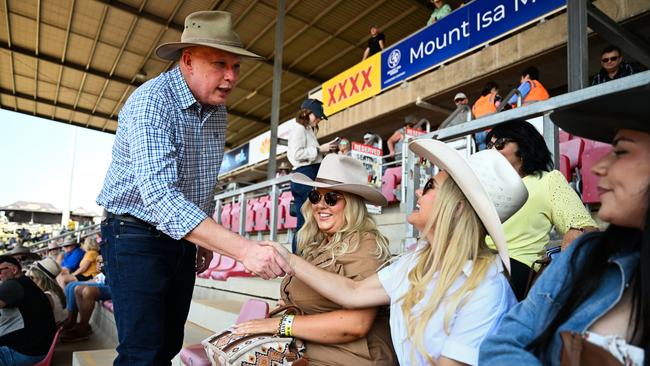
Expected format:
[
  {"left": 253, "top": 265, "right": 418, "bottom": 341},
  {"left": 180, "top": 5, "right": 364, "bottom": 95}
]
[
  {"left": 269, "top": 183, "right": 279, "bottom": 242},
  {"left": 238, "top": 192, "right": 246, "bottom": 236}
]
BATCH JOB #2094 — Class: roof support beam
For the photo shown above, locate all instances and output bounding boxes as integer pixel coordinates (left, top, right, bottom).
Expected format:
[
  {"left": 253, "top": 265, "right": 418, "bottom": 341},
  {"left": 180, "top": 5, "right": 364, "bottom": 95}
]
[
  {"left": 94, "top": 0, "right": 323, "bottom": 84},
  {"left": 567, "top": 0, "right": 588, "bottom": 91},
  {"left": 587, "top": 2, "right": 650, "bottom": 69},
  {"left": 53, "top": 0, "right": 76, "bottom": 118}
]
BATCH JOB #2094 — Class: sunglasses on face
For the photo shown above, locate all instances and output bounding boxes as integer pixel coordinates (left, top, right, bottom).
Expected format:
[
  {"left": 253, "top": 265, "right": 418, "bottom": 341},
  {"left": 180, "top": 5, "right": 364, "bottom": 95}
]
[
  {"left": 601, "top": 56, "right": 619, "bottom": 63},
  {"left": 308, "top": 190, "right": 343, "bottom": 206},
  {"left": 487, "top": 137, "right": 515, "bottom": 151},
  {"left": 423, "top": 178, "right": 436, "bottom": 195}
]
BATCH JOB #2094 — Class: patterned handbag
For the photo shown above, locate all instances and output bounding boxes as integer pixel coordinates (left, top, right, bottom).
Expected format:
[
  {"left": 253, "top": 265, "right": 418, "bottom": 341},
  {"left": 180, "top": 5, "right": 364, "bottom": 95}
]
[{"left": 201, "top": 306, "right": 307, "bottom": 366}]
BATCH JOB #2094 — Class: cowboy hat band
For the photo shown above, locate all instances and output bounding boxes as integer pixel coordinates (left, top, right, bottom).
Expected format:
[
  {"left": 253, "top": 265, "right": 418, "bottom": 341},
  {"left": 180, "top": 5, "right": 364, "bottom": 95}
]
[
  {"left": 291, "top": 155, "right": 388, "bottom": 207},
  {"left": 156, "top": 11, "right": 263, "bottom": 60}
]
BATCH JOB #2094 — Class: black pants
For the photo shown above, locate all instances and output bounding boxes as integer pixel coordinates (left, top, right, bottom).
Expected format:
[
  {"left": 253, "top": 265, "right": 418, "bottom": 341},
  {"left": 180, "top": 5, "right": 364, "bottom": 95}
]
[
  {"left": 290, "top": 163, "right": 320, "bottom": 253},
  {"left": 510, "top": 258, "right": 536, "bottom": 301}
]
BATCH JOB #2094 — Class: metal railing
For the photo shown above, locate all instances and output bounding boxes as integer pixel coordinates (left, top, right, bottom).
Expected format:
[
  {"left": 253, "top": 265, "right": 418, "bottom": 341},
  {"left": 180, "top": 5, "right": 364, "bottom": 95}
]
[
  {"left": 26, "top": 223, "right": 101, "bottom": 254},
  {"left": 497, "top": 89, "right": 523, "bottom": 112}
]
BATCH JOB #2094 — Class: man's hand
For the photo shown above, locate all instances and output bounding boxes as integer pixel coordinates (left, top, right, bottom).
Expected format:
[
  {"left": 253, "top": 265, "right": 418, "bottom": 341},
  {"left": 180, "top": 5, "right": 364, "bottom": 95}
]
[
  {"left": 196, "top": 247, "right": 213, "bottom": 273},
  {"left": 242, "top": 243, "right": 293, "bottom": 280}
]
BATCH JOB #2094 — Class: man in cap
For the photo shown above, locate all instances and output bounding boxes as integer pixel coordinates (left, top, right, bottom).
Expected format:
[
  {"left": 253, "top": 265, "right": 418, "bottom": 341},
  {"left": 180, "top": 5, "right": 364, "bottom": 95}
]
[
  {"left": 96, "top": 10, "right": 292, "bottom": 364},
  {"left": 439, "top": 92, "right": 472, "bottom": 129},
  {"left": 0, "top": 256, "right": 56, "bottom": 365}
]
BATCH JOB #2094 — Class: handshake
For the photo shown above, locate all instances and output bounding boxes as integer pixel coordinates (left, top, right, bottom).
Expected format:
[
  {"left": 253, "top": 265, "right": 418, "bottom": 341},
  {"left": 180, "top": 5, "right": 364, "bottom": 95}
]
[{"left": 240, "top": 241, "right": 294, "bottom": 280}]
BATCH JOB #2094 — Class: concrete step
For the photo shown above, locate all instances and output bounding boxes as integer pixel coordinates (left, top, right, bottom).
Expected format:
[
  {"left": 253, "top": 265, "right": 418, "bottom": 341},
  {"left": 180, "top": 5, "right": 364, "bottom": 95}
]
[
  {"left": 187, "top": 297, "right": 275, "bottom": 333},
  {"left": 194, "top": 276, "right": 281, "bottom": 301}
]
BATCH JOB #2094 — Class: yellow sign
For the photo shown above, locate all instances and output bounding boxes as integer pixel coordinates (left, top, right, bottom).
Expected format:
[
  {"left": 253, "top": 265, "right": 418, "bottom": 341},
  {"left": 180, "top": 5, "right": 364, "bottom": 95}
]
[{"left": 322, "top": 53, "right": 381, "bottom": 116}]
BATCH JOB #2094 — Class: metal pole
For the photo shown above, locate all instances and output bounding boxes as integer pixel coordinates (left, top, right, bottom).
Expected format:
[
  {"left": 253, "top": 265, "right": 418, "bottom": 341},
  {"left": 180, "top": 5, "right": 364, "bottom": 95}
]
[
  {"left": 567, "top": 0, "right": 588, "bottom": 91},
  {"left": 269, "top": 183, "right": 279, "bottom": 241},
  {"left": 61, "top": 127, "right": 77, "bottom": 227},
  {"left": 543, "top": 113, "right": 559, "bottom": 168},
  {"left": 267, "top": 0, "right": 285, "bottom": 180}
]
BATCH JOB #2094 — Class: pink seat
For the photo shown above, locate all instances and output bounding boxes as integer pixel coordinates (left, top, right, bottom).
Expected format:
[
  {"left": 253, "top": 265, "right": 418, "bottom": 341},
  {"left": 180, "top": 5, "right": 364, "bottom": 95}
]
[
  {"left": 560, "top": 138, "right": 584, "bottom": 169},
  {"left": 220, "top": 203, "right": 232, "bottom": 230},
  {"left": 212, "top": 260, "right": 253, "bottom": 281},
  {"left": 559, "top": 154, "right": 571, "bottom": 181},
  {"left": 210, "top": 256, "right": 237, "bottom": 281},
  {"left": 559, "top": 130, "right": 571, "bottom": 143},
  {"left": 179, "top": 300, "right": 270, "bottom": 366},
  {"left": 279, "top": 191, "right": 297, "bottom": 229},
  {"left": 254, "top": 196, "right": 271, "bottom": 232},
  {"left": 197, "top": 253, "right": 221, "bottom": 279},
  {"left": 581, "top": 137, "right": 611, "bottom": 152},
  {"left": 34, "top": 327, "right": 63, "bottom": 366},
  {"left": 381, "top": 166, "right": 403, "bottom": 203},
  {"left": 230, "top": 202, "right": 241, "bottom": 233},
  {"left": 245, "top": 198, "right": 257, "bottom": 233},
  {"left": 102, "top": 300, "right": 114, "bottom": 313},
  {"left": 580, "top": 146, "right": 611, "bottom": 204}
]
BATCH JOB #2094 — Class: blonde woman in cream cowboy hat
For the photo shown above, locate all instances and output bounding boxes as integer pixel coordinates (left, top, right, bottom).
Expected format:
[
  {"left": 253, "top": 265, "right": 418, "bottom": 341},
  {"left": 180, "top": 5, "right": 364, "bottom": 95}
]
[
  {"left": 260, "top": 139, "right": 529, "bottom": 365},
  {"left": 233, "top": 154, "right": 397, "bottom": 365}
]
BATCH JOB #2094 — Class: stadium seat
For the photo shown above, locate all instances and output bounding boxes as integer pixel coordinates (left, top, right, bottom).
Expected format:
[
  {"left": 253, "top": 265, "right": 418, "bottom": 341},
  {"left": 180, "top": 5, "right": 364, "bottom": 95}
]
[
  {"left": 179, "top": 300, "right": 270, "bottom": 366},
  {"left": 230, "top": 202, "right": 241, "bottom": 233},
  {"left": 220, "top": 203, "right": 232, "bottom": 230},
  {"left": 212, "top": 260, "right": 253, "bottom": 281},
  {"left": 559, "top": 129, "right": 571, "bottom": 143},
  {"left": 559, "top": 154, "right": 571, "bottom": 181},
  {"left": 253, "top": 195, "right": 271, "bottom": 232},
  {"left": 34, "top": 327, "right": 62, "bottom": 366},
  {"left": 580, "top": 137, "right": 611, "bottom": 152},
  {"left": 580, "top": 146, "right": 611, "bottom": 204},
  {"left": 197, "top": 253, "right": 221, "bottom": 279},
  {"left": 559, "top": 138, "right": 584, "bottom": 169},
  {"left": 102, "top": 300, "right": 114, "bottom": 313},
  {"left": 279, "top": 191, "right": 297, "bottom": 229},
  {"left": 245, "top": 198, "right": 257, "bottom": 233},
  {"left": 381, "top": 166, "right": 403, "bottom": 203}
]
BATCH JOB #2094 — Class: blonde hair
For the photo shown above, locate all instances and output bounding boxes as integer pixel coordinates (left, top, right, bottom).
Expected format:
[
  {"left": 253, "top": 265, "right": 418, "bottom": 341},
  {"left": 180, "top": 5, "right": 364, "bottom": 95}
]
[
  {"left": 28, "top": 265, "right": 66, "bottom": 307},
  {"left": 401, "top": 178, "right": 495, "bottom": 364},
  {"left": 82, "top": 236, "right": 100, "bottom": 252},
  {"left": 297, "top": 191, "right": 390, "bottom": 266}
]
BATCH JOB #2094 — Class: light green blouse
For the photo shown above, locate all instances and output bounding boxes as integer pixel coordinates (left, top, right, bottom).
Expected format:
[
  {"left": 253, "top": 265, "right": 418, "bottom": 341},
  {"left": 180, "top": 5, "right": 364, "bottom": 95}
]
[{"left": 487, "top": 170, "right": 596, "bottom": 267}]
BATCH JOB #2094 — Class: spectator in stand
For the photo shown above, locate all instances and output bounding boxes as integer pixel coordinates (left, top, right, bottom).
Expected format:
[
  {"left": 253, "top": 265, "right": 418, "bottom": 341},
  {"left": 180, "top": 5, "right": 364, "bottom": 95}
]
[
  {"left": 387, "top": 116, "right": 416, "bottom": 159},
  {"left": 61, "top": 256, "right": 111, "bottom": 342},
  {"left": 288, "top": 98, "right": 337, "bottom": 253},
  {"left": 276, "top": 161, "right": 292, "bottom": 177},
  {"left": 508, "top": 66, "right": 549, "bottom": 106},
  {"left": 485, "top": 121, "right": 597, "bottom": 300},
  {"left": 0, "top": 256, "right": 56, "bottom": 366},
  {"left": 57, "top": 236, "right": 100, "bottom": 289},
  {"left": 27, "top": 257, "right": 67, "bottom": 324},
  {"left": 363, "top": 132, "right": 382, "bottom": 149},
  {"left": 5, "top": 242, "right": 40, "bottom": 265},
  {"left": 60, "top": 241, "right": 84, "bottom": 273},
  {"left": 46, "top": 241, "right": 62, "bottom": 263},
  {"left": 427, "top": 0, "right": 452, "bottom": 26},
  {"left": 592, "top": 45, "right": 642, "bottom": 85},
  {"left": 480, "top": 84, "right": 649, "bottom": 366},
  {"left": 439, "top": 92, "right": 471, "bottom": 129},
  {"left": 362, "top": 25, "right": 385, "bottom": 61},
  {"left": 338, "top": 138, "right": 351, "bottom": 156},
  {"left": 234, "top": 155, "right": 397, "bottom": 365},
  {"left": 472, "top": 82, "right": 501, "bottom": 119},
  {"left": 260, "top": 140, "right": 529, "bottom": 365}
]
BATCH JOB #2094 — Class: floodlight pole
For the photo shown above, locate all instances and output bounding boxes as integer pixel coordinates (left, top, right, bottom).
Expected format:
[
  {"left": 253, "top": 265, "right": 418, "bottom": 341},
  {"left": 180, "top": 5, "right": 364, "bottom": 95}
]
[{"left": 267, "top": 0, "right": 285, "bottom": 180}]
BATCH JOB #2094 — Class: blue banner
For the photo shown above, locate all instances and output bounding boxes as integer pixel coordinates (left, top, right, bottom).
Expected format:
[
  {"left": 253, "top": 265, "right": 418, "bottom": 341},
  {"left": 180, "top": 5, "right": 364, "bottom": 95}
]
[
  {"left": 381, "top": 0, "right": 566, "bottom": 89},
  {"left": 219, "top": 143, "right": 250, "bottom": 175}
]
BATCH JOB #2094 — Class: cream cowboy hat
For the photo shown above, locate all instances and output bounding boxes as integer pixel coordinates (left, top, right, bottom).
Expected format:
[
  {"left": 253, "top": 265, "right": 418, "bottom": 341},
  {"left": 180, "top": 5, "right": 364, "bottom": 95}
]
[
  {"left": 409, "top": 140, "right": 528, "bottom": 273},
  {"left": 291, "top": 154, "right": 388, "bottom": 206},
  {"left": 156, "top": 11, "right": 263, "bottom": 60},
  {"left": 33, "top": 257, "right": 62, "bottom": 280}
]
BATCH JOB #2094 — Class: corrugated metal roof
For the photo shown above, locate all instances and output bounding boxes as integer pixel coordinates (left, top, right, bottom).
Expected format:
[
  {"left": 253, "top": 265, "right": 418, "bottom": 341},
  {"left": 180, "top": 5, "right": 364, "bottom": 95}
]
[{"left": 1, "top": 0, "right": 441, "bottom": 148}]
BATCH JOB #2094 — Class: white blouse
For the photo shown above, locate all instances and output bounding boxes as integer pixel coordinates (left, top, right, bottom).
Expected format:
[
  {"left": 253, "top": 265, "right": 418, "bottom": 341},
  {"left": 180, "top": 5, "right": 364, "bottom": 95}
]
[
  {"left": 377, "top": 250, "right": 516, "bottom": 365},
  {"left": 287, "top": 124, "right": 322, "bottom": 169}
]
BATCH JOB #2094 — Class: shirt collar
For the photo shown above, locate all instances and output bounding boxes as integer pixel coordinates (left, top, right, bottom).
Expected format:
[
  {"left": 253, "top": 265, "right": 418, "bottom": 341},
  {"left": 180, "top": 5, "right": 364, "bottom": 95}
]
[{"left": 169, "top": 65, "right": 199, "bottom": 110}]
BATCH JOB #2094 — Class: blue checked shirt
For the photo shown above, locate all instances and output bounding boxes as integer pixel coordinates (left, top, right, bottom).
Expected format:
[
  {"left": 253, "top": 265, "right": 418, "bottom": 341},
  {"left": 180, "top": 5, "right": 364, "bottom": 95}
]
[{"left": 97, "top": 65, "right": 227, "bottom": 240}]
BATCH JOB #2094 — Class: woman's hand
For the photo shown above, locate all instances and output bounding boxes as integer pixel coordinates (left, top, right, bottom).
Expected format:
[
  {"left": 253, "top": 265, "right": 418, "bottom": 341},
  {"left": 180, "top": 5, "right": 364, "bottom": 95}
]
[
  {"left": 259, "top": 241, "right": 291, "bottom": 264},
  {"left": 231, "top": 317, "right": 281, "bottom": 335}
]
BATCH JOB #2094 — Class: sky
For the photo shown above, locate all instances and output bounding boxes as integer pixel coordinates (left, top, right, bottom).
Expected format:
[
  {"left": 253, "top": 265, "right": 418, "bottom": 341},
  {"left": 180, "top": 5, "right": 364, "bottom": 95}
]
[{"left": 0, "top": 109, "right": 115, "bottom": 215}]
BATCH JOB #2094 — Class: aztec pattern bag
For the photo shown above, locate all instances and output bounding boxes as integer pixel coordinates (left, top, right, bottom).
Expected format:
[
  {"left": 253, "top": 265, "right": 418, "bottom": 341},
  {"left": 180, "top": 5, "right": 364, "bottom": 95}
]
[{"left": 201, "top": 306, "right": 307, "bottom": 366}]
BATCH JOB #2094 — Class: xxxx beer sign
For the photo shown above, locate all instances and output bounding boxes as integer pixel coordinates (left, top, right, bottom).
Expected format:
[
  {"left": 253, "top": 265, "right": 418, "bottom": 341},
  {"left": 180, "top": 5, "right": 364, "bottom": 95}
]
[{"left": 322, "top": 53, "right": 381, "bottom": 116}]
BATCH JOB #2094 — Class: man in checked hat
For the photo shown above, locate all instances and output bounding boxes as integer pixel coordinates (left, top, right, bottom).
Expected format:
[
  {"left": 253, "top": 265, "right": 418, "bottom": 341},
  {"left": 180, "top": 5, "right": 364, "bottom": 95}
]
[{"left": 96, "top": 11, "right": 292, "bottom": 364}]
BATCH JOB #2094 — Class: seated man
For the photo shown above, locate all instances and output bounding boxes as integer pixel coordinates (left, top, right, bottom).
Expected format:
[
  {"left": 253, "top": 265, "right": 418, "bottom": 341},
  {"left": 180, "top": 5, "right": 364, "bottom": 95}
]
[
  {"left": 0, "top": 256, "right": 56, "bottom": 365},
  {"left": 61, "top": 255, "right": 111, "bottom": 342}
]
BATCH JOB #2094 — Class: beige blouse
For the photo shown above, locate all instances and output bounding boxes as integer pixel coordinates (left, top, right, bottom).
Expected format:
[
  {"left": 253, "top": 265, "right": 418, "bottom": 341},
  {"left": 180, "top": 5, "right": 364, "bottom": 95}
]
[{"left": 280, "top": 233, "right": 397, "bottom": 366}]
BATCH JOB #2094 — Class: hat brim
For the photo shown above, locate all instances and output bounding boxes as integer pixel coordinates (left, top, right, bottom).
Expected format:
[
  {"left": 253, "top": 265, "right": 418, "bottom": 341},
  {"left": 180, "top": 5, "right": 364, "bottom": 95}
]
[
  {"left": 291, "top": 173, "right": 388, "bottom": 207},
  {"left": 155, "top": 41, "right": 264, "bottom": 61},
  {"left": 550, "top": 85, "right": 650, "bottom": 143},
  {"left": 409, "top": 139, "right": 511, "bottom": 273}
]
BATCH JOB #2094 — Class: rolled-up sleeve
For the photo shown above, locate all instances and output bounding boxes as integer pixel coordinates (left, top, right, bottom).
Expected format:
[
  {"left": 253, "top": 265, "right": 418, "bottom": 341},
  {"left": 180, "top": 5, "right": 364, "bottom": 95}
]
[{"left": 128, "top": 94, "right": 207, "bottom": 239}]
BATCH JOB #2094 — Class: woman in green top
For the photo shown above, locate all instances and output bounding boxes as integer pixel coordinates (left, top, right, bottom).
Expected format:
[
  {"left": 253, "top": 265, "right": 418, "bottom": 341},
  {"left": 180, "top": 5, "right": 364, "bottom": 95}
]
[
  {"left": 486, "top": 120, "right": 597, "bottom": 300},
  {"left": 427, "top": 0, "right": 452, "bottom": 26}
]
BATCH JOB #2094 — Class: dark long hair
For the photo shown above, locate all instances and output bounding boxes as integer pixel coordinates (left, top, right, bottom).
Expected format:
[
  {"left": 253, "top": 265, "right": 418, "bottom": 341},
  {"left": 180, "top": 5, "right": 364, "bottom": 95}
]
[
  {"left": 528, "top": 196, "right": 650, "bottom": 364},
  {"left": 487, "top": 120, "right": 553, "bottom": 177}
]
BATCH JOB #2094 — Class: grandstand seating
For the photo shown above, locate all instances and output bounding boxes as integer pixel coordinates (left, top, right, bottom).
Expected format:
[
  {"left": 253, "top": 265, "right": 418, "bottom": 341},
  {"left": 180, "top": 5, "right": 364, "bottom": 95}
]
[
  {"left": 245, "top": 198, "right": 256, "bottom": 233},
  {"left": 35, "top": 327, "right": 62, "bottom": 366},
  {"left": 559, "top": 138, "right": 584, "bottom": 169},
  {"left": 381, "top": 166, "right": 403, "bottom": 203},
  {"left": 278, "top": 191, "right": 297, "bottom": 230},
  {"left": 230, "top": 202, "right": 241, "bottom": 233},
  {"left": 220, "top": 203, "right": 232, "bottom": 230},
  {"left": 580, "top": 146, "right": 611, "bottom": 204},
  {"left": 559, "top": 154, "right": 571, "bottom": 181},
  {"left": 253, "top": 195, "right": 271, "bottom": 232},
  {"left": 559, "top": 130, "right": 571, "bottom": 143},
  {"left": 198, "top": 254, "right": 221, "bottom": 279}
]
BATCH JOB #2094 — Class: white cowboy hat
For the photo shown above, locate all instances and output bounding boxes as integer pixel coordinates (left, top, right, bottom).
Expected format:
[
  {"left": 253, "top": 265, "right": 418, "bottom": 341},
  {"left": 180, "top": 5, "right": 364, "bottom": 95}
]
[
  {"left": 291, "top": 155, "right": 388, "bottom": 206},
  {"left": 156, "top": 11, "right": 263, "bottom": 61},
  {"left": 34, "top": 257, "right": 62, "bottom": 280},
  {"left": 409, "top": 139, "right": 528, "bottom": 273}
]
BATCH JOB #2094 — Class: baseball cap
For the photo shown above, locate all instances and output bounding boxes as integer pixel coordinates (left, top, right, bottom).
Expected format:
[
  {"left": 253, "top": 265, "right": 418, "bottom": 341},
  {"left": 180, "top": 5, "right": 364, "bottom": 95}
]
[
  {"left": 454, "top": 92, "right": 468, "bottom": 101},
  {"left": 300, "top": 99, "right": 327, "bottom": 120}
]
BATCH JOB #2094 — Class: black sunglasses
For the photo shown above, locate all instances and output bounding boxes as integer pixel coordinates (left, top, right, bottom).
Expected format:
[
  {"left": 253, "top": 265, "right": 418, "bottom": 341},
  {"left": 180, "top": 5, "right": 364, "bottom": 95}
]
[
  {"left": 422, "top": 178, "right": 435, "bottom": 195},
  {"left": 601, "top": 56, "right": 619, "bottom": 63},
  {"left": 487, "top": 137, "right": 515, "bottom": 151},
  {"left": 308, "top": 190, "right": 343, "bottom": 206}
]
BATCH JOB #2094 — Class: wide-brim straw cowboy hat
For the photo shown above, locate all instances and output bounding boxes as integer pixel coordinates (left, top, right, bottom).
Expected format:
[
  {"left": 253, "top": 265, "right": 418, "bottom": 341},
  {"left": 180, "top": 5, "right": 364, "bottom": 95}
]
[
  {"left": 409, "top": 140, "right": 529, "bottom": 273},
  {"left": 156, "top": 11, "right": 263, "bottom": 61},
  {"left": 34, "top": 257, "right": 62, "bottom": 279},
  {"left": 291, "top": 154, "right": 388, "bottom": 207},
  {"left": 551, "top": 84, "right": 650, "bottom": 143}
]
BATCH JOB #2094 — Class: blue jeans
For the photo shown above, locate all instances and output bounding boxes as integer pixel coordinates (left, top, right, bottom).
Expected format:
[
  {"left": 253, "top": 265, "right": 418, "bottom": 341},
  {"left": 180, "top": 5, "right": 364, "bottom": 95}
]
[
  {"left": 65, "top": 282, "right": 112, "bottom": 312},
  {"left": 475, "top": 131, "right": 489, "bottom": 151},
  {"left": 101, "top": 217, "right": 197, "bottom": 365},
  {"left": 0, "top": 347, "right": 45, "bottom": 366},
  {"left": 290, "top": 163, "right": 320, "bottom": 253}
]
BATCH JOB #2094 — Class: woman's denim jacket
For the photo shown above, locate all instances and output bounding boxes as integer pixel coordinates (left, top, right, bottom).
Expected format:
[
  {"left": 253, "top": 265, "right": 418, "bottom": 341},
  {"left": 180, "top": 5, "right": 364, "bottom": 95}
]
[{"left": 479, "top": 232, "right": 640, "bottom": 365}]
